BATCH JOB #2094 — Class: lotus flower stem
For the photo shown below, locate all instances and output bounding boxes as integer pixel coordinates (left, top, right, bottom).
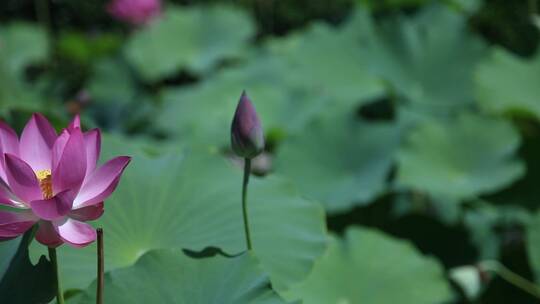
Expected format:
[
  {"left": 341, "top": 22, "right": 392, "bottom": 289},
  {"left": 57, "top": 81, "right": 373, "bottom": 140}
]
[
  {"left": 480, "top": 260, "right": 540, "bottom": 299},
  {"left": 96, "top": 228, "right": 104, "bottom": 304},
  {"left": 242, "top": 158, "right": 253, "bottom": 251},
  {"left": 48, "top": 247, "right": 64, "bottom": 304}
]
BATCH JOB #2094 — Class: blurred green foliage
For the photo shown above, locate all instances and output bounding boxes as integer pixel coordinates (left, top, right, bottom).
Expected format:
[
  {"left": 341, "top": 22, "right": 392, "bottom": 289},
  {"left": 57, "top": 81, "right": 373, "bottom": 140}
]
[{"left": 1, "top": 0, "right": 540, "bottom": 303}]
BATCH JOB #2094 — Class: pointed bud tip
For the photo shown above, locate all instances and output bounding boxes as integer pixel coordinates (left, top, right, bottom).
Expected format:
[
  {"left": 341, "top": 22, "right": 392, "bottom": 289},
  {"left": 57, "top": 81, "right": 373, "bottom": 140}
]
[
  {"left": 231, "top": 91, "right": 265, "bottom": 159},
  {"left": 239, "top": 90, "right": 250, "bottom": 105}
]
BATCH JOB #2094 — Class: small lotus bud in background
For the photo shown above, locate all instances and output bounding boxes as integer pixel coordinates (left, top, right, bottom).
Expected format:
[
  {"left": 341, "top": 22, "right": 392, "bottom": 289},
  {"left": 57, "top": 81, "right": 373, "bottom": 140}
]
[
  {"left": 107, "top": 0, "right": 161, "bottom": 26},
  {"left": 449, "top": 265, "right": 482, "bottom": 300},
  {"left": 449, "top": 264, "right": 492, "bottom": 301},
  {"left": 231, "top": 91, "right": 265, "bottom": 159}
]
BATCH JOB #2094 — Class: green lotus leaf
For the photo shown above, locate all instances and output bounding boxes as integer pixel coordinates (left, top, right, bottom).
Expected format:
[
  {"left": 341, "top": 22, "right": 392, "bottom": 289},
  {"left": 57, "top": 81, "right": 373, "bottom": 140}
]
[
  {"left": 73, "top": 250, "right": 284, "bottom": 304},
  {"left": 285, "top": 227, "right": 454, "bottom": 303},
  {"left": 31, "top": 136, "right": 327, "bottom": 294},
  {"left": 397, "top": 114, "right": 524, "bottom": 199},
  {"left": 475, "top": 47, "right": 540, "bottom": 120},
  {"left": 275, "top": 114, "right": 400, "bottom": 214},
  {"left": 364, "top": 5, "right": 486, "bottom": 116},
  {"left": 156, "top": 9, "right": 387, "bottom": 147},
  {"left": 125, "top": 5, "right": 254, "bottom": 81}
]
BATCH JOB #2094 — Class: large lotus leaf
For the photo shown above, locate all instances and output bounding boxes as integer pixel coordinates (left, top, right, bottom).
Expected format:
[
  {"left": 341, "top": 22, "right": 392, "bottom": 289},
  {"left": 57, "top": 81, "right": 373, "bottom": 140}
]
[
  {"left": 125, "top": 5, "right": 254, "bottom": 81},
  {"left": 156, "top": 10, "right": 391, "bottom": 147},
  {"left": 265, "top": 10, "right": 385, "bottom": 107},
  {"left": 475, "top": 48, "right": 540, "bottom": 120},
  {"left": 157, "top": 55, "right": 331, "bottom": 146},
  {"left": 0, "top": 22, "right": 49, "bottom": 76},
  {"left": 397, "top": 114, "right": 524, "bottom": 199},
  {"left": 31, "top": 136, "right": 327, "bottom": 293},
  {"left": 158, "top": 75, "right": 285, "bottom": 146},
  {"left": 0, "top": 231, "right": 55, "bottom": 303},
  {"left": 528, "top": 211, "right": 540, "bottom": 283},
  {"left": 363, "top": 4, "right": 485, "bottom": 115},
  {"left": 274, "top": 114, "right": 400, "bottom": 214},
  {"left": 284, "top": 227, "right": 453, "bottom": 303},
  {"left": 73, "top": 250, "right": 284, "bottom": 304}
]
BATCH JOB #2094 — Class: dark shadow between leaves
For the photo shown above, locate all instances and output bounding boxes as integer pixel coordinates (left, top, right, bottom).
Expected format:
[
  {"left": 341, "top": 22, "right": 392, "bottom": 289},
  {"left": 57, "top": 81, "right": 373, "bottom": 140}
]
[
  {"left": 182, "top": 246, "right": 244, "bottom": 259},
  {"left": 0, "top": 228, "right": 56, "bottom": 303},
  {"left": 182, "top": 247, "right": 286, "bottom": 301}
]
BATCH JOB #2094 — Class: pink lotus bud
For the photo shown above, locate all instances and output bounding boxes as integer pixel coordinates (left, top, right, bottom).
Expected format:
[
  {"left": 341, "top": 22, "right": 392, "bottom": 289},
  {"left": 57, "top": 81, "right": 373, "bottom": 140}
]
[
  {"left": 107, "top": 0, "right": 161, "bottom": 26},
  {"left": 231, "top": 91, "right": 265, "bottom": 159}
]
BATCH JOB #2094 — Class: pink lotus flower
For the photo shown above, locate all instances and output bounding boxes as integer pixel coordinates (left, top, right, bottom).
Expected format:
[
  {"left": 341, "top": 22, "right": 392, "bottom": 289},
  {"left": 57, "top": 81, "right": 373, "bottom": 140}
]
[
  {"left": 107, "top": 0, "right": 161, "bottom": 26},
  {"left": 0, "top": 114, "right": 130, "bottom": 248}
]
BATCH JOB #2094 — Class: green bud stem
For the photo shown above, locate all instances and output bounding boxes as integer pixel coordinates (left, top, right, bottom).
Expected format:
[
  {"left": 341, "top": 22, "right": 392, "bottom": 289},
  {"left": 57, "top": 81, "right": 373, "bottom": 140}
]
[
  {"left": 480, "top": 260, "right": 540, "bottom": 299},
  {"left": 242, "top": 158, "right": 253, "bottom": 251}
]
